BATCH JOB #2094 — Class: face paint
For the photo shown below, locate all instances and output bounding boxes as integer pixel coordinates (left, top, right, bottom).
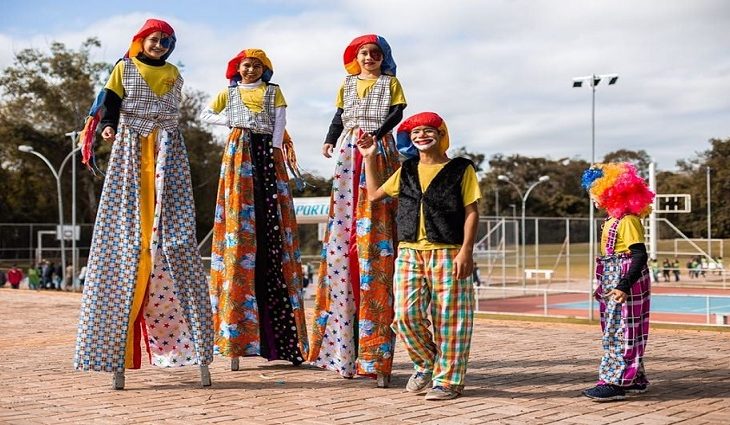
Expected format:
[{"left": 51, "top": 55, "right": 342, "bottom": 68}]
[
  {"left": 410, "top": 126, "right": 440, "bottom": 152},
  {"left": 159, "top": 37, "right": 172, "bottom": 49},
  {"left": 413, "top": 139, "right": 437, "bottom": 151}
]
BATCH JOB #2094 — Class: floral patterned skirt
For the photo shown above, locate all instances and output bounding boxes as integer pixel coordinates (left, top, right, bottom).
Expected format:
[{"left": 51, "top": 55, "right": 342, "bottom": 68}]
[{"left": 210, "top": 128, "right": 308, "bottom": 363}]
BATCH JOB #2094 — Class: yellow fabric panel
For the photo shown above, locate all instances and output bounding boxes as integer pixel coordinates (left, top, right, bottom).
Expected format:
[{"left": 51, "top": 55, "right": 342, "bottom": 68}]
[
  {"left": 600, "top": 215, "right": 645, "bottom": 255},
  {"left": 208, "top": 85, "right": 286, "bottom": 114},
  {"left": 380, "top": 160, "right": 480, "bottom": 250},
  {"left": 335, "top": 76, "right": 406, "bottom": 108},
  {"left": 124, "top": 130, "right": 157, "bottom": 367},
  {"left": 105, "top": 57, "right": 180, "bottom": 98}
]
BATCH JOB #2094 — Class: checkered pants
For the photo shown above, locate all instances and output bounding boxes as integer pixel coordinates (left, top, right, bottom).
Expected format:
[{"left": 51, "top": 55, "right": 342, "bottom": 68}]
[{"left": 392, "top": 247, "right": 474, "bottom": 392}]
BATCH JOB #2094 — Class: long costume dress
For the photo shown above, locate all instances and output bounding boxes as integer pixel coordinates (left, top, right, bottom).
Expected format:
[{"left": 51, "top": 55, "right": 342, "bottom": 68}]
[
  {"left": 594, "top": 216, "right": 651, "bottom": 387},
  {"left": 308, "top": 74, "right": 401, "bottom": 378},
  {"left": 74, "top": 58, "right": 214, "bottom": 372},
  {"left": 206, "top": 79, "right": 307, "bottom": 364}
]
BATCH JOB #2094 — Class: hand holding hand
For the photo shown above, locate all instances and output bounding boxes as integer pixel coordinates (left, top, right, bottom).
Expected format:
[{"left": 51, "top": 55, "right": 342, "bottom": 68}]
[{"left": 356, "top": 133, "right": 377, "bottom": 158}]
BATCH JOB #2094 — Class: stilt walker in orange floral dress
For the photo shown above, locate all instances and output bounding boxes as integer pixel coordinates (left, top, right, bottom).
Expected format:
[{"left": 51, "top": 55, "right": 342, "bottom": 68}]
[{"left": 201, "top": 49, "right": 308, "bottom": 369}]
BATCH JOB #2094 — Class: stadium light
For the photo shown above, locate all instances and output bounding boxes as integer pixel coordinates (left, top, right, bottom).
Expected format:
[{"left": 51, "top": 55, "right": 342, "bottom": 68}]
[{"left": 573, "top": 73, "right": 619, "bottom": 320}]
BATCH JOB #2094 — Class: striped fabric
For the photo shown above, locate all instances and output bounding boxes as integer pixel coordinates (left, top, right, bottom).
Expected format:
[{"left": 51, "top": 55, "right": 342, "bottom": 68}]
[
  {"left": 226, "top": 84, "right": 276, "bottom": 134},
  {"left": 594, "top": 217, "right": 651, "bottom": 387},
  {"left": 392, "top": 247, "right": 474, "bottom": 392},
  {"left": 119, "top": 58, "right": 181, "bottom": 136},
  {"left": 341, "top": 75, "right": 391, "bottom": 133}
]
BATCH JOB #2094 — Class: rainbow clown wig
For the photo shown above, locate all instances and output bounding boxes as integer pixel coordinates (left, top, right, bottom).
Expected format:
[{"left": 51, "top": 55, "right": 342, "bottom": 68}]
[
  {"left": 225, "top": 49, "right": 274, "bottom": 85},
  {"left": 396, "top": 112, "right": 450, "bottom": 159},
  {"left": 581, "top": 162, "right": 655, "bottom": 219},
  {"left": 343, "top": 34, "right": 397, "bottom": 76},
  {"left": 79, "top": 19, "right": 176, "bottom": 169}
]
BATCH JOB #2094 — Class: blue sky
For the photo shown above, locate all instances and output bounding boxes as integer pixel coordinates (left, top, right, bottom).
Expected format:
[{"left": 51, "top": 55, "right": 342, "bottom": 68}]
[{"left": 2, "top": 0, "right": 729, "bottom": 177}]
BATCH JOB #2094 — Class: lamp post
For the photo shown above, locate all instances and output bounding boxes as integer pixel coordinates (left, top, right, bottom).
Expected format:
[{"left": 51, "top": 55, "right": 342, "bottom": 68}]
[
  {"left": 19, "top": 144, "right": 81, "bottom": 287},
  {"left": 498, "top": 174, "right": 550, "bottom": 288},
  {"left": 707, "top": 166, "right": 711, "bottom": 258},
  {"left": 572, "top": 73, "right": 619, "bottom": 320}
]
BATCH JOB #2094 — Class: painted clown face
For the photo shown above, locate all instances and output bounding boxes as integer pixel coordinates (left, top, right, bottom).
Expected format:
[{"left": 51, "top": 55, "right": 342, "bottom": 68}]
[
  {"left": 410, "top": 126, "right": 441, "bottom": 152},
  {"left": 356, "top": 43, "right": 383, "bottom": 75},
  {"left": 238, "top": 57, "right": 265, "bottom": 84},
  {"left": 141, "top": 31, "right": 172, "bottom": 60}
]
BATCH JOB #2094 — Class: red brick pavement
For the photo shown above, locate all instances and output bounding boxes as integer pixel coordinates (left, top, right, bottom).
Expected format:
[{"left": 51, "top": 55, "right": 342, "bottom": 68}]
[{"left": 1, "top": 287, "right": 728, "bottom": 424}]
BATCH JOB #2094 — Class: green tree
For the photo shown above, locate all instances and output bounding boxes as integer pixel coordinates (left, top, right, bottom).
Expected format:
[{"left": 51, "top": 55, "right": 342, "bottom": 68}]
[
  {"left": 603, "top": 149, "right": 652, "bottom": 177},
  {"left": 0, "top": 38, "right": 110, "bottom": 224},
  {"left": 661, "top": 138, "right": 730, "bottom": 239}
]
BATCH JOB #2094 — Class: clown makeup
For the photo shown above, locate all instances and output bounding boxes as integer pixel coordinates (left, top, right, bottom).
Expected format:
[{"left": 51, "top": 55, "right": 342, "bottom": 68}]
[
  {"left": 357, "top": 43, "right": 383, "bottom": 76},
  {"left": 239, "top": 57, "right": 265, "bottom": 84},
  {"left": 142, "top": 31, "right": 172, "bottom": 60},
  {"left": 410, "top": 126, "right": 440, "bottom": 151}
]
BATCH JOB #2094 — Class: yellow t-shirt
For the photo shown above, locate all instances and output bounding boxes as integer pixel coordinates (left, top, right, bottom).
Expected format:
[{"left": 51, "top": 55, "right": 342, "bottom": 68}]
[
  {"left": 600, "top": 215, "right": 645, "bottom": 255},
  {"left": 105, "top": 57, "right": 180, "bottom": 98},
  {"left": 335, "top": 76, "right": 406, "bottom": 108},
  {"left": 381, "top": 161, "right": 481, "bottom": 250},
  {"left": 208, "top": 84, "right": 287, "bottom": 113}
]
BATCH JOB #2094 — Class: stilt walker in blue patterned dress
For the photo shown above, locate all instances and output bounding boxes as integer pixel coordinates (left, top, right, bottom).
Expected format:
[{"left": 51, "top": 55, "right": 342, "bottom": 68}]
[
  {"left": 74, "top": 18, "right": 214, "bottom": 390},
  {"left": 581, "top": 162, "right": 655, "bottom": 402}
]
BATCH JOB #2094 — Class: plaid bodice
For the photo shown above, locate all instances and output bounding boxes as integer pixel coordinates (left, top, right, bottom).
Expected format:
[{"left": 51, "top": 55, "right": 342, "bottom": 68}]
[
  {"left": 226, "top": 83, "right": 276, "bottom": 134},
  {"left": 119, "top": 58, "right": 182, "bottom": 136},
  {"left": 341, "top": 75, "right": 391, "bottom": 133}
]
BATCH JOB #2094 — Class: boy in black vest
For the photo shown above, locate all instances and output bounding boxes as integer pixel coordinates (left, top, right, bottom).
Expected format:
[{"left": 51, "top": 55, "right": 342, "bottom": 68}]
[{"left": 357, "top": 112, "right": 480, "bottom": 400}]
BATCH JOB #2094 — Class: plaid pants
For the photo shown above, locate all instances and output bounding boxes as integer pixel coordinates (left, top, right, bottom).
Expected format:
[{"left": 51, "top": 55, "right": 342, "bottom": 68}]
[{"left": 392, "top": 247, "right": 474, "bottom": 392}]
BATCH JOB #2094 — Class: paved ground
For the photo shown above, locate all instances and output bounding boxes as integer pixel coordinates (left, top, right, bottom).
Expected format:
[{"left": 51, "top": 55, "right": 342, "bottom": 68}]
[{"left": 1, "top": 288, "right": 729, "bottom": 424}]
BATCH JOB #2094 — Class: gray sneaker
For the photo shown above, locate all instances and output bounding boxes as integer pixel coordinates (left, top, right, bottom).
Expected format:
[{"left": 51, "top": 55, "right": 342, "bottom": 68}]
[
  {"left": 406, "top": 371, "right": 432, "bottom": 393},
  {"left": 425, "top": 385, "right": 460, "bottom": 400}
]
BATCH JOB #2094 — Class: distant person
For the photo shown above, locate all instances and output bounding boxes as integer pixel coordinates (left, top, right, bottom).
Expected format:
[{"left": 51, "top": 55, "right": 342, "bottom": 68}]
[
  {"left": 7, "top": 264, "right": 23, "bottom": 289},
  {"left": 581, "top": 162, "right": 653, "bottom": 401},
  {"left": 472, "top": 265, "right": 482, "bottom": 287},
  {"left": 649, "top": 258, "right": 659, "bottom": 283},
  {"left": 700, "top": 257, "right": 708, "bottom": 278},
  {"left": 672, "top": 258, "right": 680, "bottom": 282},
  {"left": 27, "top": 266, "right": 41, "bottom": 291},
  {"left": 661, "top": 259, "right": 671, "bottom": 282},
  {"left": 65, "top": 264, "right": 74, "bottom": 290},
  {"left": 716, "top": 257, "right": 724, "bottom": 276},
  {"left": 41, "top": 260, "right": 52, "bottom": 289},
  {"left": 686, "top": 258, "right": 695, "bottom": 279},
  {"left": 77, "top": 265, "right": 87, "bottom": 288},
  {"left": 690, "top": 257, "right": 700, "bottom": 279}
]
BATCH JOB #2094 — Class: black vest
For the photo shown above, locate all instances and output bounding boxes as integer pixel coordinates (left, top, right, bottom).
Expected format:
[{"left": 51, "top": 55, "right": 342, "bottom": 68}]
[{"left": 396, "top": 157, "right": 474, "bottom": 244}]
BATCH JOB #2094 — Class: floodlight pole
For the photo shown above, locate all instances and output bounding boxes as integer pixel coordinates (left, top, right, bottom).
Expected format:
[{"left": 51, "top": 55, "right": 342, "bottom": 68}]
[
  {"left": 573, "top": 73, "right": 618, "bottom": 321},
  {"left": 707, "top": 166, "right": 711, "bottom": 257}
]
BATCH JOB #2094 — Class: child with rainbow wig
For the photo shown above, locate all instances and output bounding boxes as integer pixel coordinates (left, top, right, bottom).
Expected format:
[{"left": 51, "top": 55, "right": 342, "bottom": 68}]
[
  {"left": 309, "top": 34, "right": 406, "bottom": 387},
  {"left": 581, "top": 162, "right": 654, "bottom": 402}
]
